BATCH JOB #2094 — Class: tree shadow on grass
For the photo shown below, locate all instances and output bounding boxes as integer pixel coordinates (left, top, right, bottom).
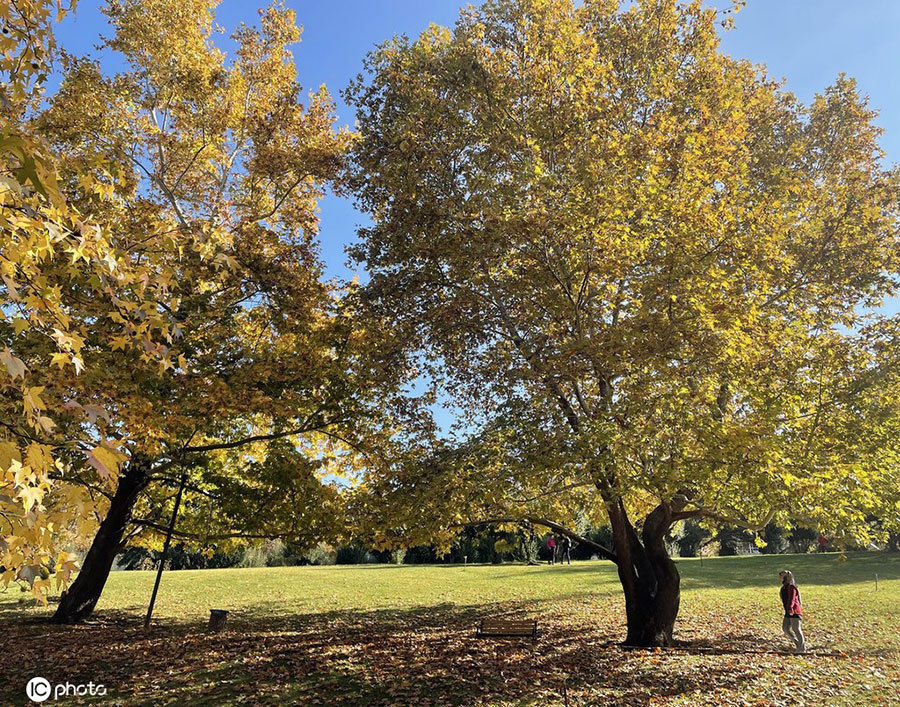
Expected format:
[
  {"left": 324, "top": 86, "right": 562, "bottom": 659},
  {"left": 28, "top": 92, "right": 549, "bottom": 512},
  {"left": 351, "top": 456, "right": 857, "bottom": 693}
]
[
  {"left": 0, "top": 596, "right": 827, "bottom": 706},
  {"left": 0, "top": 599, "right": 38, "bottom": 616}
]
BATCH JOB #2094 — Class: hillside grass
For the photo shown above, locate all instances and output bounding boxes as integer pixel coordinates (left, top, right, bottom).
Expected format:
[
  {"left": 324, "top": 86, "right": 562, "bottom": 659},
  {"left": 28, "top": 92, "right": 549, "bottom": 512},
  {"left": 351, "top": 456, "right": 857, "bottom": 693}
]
[{"left": 1, "top": 552, "right": 898, "bottom": 705}]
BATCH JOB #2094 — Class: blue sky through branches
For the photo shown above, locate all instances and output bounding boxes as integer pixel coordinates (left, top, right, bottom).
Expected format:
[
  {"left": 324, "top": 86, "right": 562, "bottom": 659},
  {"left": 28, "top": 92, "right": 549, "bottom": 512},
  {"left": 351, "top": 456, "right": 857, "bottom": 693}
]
[
  {"left": 55, "top": 1, "right": 900, "bottom": 280},
  {"left": 52, "top": 1, "right": 900, "bottom": 432}
]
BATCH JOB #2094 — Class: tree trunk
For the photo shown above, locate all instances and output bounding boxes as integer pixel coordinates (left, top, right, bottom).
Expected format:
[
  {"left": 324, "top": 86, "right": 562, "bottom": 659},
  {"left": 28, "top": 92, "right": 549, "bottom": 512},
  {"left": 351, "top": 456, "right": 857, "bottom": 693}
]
[
  {"left": 606, "top": 496, "right": 683, "bottom": 647},
  {"left": 620, "top": 547, "right": 680, "bottom": 646},
  {"left": 51, "top": 458, "right": 150, "bottom": 624},
  {"left": 888, "top": 531, "right": 899, "bottom": 552}
]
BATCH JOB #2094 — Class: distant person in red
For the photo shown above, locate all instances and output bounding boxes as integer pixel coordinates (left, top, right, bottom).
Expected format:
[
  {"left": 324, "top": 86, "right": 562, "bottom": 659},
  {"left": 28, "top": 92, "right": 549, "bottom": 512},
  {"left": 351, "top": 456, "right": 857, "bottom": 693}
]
[
  {"left": 779, "top": 570, "right": 806, "bottom": 653},
  {"left": 817, "top": 534, "right": 828, "bottom": 553},
  {"left": 546, "top": 536, "right": 557, "bottom": 565}
]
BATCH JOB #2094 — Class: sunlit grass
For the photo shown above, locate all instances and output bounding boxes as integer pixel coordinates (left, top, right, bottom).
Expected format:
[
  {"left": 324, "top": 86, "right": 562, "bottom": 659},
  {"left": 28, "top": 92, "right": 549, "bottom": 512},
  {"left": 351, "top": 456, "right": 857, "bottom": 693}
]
[{"left": 2, "top": 552, "right": 898, "bottom": 704}]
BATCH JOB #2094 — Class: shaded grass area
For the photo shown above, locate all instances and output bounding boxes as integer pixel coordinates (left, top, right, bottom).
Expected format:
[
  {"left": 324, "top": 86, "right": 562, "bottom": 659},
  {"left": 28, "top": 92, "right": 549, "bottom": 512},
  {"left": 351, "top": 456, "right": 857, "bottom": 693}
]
[{"left": 1, "top": 553, "right": 898, "bottom": 705}]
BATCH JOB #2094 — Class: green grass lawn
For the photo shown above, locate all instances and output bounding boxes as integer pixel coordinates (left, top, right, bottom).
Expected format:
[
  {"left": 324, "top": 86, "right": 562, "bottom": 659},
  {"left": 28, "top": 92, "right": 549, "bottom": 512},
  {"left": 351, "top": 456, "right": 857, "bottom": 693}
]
[{"left": 2, "top": 552, "right": 898, "bottom": 705}]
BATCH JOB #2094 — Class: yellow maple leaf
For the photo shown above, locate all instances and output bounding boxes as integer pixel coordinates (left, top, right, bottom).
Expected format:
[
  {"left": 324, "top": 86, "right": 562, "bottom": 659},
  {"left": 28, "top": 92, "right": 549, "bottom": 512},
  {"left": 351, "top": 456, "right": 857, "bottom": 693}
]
[
  {"left": 87, "top": 445, "right": 129, "bottom": 482},
  {"left": 0, "top": 348, "right": 27, "bottom": 378}
]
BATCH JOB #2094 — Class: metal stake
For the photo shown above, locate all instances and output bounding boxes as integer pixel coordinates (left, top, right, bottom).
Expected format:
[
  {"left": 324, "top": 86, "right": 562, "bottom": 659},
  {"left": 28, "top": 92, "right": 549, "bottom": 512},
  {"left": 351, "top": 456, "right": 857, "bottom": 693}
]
[{"left": 144, "top": 473, "right": 187, "bottom": 628}]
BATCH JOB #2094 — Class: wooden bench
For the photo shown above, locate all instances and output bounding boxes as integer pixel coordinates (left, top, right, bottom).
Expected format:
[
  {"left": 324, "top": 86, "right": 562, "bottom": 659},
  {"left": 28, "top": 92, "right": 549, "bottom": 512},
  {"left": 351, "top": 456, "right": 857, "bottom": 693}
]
[{"left": 475, "top": 618, "right": 539, "bottom": 639}]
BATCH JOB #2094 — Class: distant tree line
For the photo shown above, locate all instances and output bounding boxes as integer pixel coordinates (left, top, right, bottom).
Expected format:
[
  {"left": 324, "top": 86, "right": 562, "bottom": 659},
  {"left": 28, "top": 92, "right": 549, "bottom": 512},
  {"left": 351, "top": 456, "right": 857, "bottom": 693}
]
[{"left": 113, "top": 521, "right": 896, "bottom": 571}]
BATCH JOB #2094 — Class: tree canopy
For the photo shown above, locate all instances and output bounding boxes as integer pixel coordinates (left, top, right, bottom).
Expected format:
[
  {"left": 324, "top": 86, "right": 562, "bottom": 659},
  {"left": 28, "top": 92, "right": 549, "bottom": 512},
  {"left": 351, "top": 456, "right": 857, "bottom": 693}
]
[
  {"left": 347, "top": 0, "right": 900, "bottom": 644},
  {"left": 1, "top": 0, "right": 414, "bottom": 615}
]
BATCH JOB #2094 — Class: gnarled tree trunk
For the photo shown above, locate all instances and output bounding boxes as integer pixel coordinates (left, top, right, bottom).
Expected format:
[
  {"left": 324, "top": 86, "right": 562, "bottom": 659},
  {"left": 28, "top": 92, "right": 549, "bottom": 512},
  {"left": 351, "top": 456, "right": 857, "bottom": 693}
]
[
  {"left": 619, "top": 536, "right": 681, "bottom": 646},
  {"left": 52, "top": 457, "right": 150, "bottom": 624},
  {"left": 607, "top": 496, "right": 684, "bottom": 647}
]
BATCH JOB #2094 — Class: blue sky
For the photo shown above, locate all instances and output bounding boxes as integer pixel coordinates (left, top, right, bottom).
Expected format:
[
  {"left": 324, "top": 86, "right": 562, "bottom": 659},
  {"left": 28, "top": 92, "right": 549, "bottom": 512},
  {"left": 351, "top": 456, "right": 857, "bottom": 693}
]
[{"left": 54, "top": 0, "right": 900, "bottom": 282}]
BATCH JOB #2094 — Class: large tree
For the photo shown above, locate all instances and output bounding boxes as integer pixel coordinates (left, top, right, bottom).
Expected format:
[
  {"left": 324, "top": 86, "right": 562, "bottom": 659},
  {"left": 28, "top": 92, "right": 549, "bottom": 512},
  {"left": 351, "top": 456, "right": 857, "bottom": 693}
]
[
  {"left": 2, "top": 0, "right": 410, "bottom": 623},
  {"left": 347, "top": 0, "right": 900, "bottom": 646}
]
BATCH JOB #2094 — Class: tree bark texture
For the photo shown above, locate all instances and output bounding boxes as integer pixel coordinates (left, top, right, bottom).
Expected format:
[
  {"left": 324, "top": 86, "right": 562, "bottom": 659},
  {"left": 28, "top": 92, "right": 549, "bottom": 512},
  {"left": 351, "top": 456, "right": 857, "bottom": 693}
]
[
  {"left": 51, "top": 457, "right": 150, "bottom": 624},
  {"left": 607, "top": 497, "right": 682, "bottom": 647}
]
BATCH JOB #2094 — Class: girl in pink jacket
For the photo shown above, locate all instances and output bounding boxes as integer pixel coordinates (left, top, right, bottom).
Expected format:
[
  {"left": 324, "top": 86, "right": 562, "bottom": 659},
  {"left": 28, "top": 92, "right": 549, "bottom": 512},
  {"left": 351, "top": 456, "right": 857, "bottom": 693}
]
[{"left": 779, "top": 570, "right": 806, "bottom": 653}]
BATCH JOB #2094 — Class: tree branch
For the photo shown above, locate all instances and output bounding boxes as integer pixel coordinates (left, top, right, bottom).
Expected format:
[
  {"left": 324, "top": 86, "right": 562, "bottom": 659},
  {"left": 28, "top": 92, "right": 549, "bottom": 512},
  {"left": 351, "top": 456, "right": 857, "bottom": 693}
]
[
  {"left": 130, "top": 518, "right": 295, "bottom": 541},
  {"left": 688, "top": 505, "right": 776, "bottom": 532},
  {"left": 179, "top": 417, "right": 338, "bottom": 455},
  {"left": 461, "top": 516, "right": 617, "bottom": 563}
]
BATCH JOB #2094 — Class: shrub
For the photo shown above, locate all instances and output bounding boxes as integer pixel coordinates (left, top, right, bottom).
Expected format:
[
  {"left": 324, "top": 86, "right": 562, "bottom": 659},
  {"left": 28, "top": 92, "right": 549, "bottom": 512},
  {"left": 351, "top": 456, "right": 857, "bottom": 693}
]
[
  {"left": 760, "top": 524, "right": 789, "bottom": 554},
  {"left": 676, "top": 520, "right": 710, "bottom": 558},
  {"left": 302, "top": 543, "right": 337, "bottom": 565},
  {"left": 239, "top": 540, "right": 286, "bottom": 568},
  {"left": 403, "top": 546, "right": 438, "bottom": 564},
  {"left": 335, "top": 545, "right": 370, "bottom": 564},
  {"left": 788, "top": 527, "right": 819, "bottom": 553},
  {"left": 718, "top": 527, "right": 755, "bottom": 556}
]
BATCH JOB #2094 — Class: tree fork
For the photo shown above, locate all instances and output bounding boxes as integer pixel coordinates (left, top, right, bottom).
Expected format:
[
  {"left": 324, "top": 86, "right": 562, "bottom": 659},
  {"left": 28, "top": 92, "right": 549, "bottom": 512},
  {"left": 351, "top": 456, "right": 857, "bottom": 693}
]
[
  {"left": 606, "top": 497, "right": 682, "bottom": 647},
  {"left": 52, "top": 456, "right": 151, "bottom": 624}
]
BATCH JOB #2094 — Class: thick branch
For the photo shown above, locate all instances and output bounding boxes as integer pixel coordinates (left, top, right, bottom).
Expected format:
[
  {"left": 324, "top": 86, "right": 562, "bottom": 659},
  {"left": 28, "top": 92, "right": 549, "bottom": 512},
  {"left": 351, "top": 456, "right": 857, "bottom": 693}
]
[
  {"left": 130, "top": 518, "right": 296, "bottom": 542},
  {"left": 687, "top": 505, "right": 776, "bottom": 532},
  {"left": 462, "top": 516, "right": 617, "bottom": 563},
  {"left": 179, "top": 418, "right": 337, "bottom": 454}
]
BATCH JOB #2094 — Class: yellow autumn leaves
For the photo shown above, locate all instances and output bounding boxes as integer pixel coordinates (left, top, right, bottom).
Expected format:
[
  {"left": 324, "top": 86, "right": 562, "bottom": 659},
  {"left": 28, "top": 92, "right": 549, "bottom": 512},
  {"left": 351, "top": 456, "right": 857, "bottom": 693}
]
[
  {"left": 346, "top": 0, "right": 900, "bottom": 553},
  {"left": 0, "top": 436, "right": 85, "bottom": 598}
]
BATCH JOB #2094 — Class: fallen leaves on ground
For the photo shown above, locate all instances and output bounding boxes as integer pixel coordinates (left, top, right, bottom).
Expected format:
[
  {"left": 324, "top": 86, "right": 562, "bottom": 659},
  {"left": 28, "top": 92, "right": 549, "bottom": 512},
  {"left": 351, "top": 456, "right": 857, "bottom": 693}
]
[{"left": 2, "top": 593, "right": 897, "bottom": 705}]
